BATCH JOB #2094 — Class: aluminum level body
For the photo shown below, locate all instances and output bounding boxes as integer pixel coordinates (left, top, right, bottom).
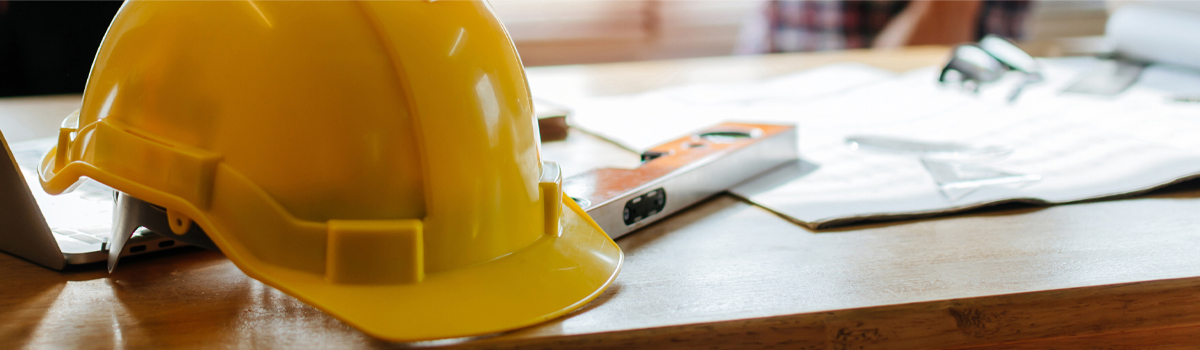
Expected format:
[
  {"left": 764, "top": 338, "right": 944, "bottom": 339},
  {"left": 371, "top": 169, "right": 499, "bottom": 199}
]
[{"left": 566, "top": 123, "right": 798, "bottom": 239}]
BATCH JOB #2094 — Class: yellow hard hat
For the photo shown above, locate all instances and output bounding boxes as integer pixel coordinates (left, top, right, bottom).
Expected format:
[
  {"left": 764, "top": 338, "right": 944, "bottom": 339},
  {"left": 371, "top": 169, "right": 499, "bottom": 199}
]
[{"left": 38, "top": 0, "right": 622, "bottom": 342}]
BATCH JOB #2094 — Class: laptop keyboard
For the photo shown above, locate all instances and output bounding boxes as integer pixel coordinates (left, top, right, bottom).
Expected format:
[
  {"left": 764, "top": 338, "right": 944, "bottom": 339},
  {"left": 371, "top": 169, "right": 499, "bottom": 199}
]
[
  {"left": 12, "top": 145, "right": 118, "bottom": 248},
  {"left": 53, "top": 227, "right": 108, "bottom": 245}
]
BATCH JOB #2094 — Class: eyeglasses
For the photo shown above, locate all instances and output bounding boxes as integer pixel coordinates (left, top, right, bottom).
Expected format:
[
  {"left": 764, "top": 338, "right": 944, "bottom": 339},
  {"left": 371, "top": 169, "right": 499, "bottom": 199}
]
[{"left": 939, "top": 35, "right": 1043, "bottom": 102}]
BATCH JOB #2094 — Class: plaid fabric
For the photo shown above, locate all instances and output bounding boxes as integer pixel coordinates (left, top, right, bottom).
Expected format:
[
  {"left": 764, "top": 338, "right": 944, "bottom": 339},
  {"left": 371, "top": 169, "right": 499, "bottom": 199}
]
[
  {"left": 976, "top": 0, "right": 1031, "bottom": 40},
  {"left": 765, "top": 0, "right": 907, "bottom": 52},
  {"left": 750, "top": 0, "right": 1031, "bottom": 53}
]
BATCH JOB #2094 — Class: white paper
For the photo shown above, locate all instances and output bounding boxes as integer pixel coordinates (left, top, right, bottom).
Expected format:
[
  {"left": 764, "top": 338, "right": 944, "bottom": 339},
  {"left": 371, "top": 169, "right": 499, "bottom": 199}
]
[
  {"left": 533, "top": 63, "right": 898, "bottom": 152},
  {"left": 555, "top": 57, "right": 1200, "bottom": 228}
]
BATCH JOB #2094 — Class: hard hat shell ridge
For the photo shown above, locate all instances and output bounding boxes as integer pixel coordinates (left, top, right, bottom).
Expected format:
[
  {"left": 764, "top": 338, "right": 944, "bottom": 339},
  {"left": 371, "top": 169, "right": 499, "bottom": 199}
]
[{"left": 38, "top": 0, "right": 622, "bottom": 341}]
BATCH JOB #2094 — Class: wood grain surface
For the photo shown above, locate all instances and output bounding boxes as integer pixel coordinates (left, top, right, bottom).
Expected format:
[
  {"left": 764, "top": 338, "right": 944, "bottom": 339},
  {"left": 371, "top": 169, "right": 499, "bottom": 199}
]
[{"left": 5, "top": 48, "right": 1200, "bottom": 349}]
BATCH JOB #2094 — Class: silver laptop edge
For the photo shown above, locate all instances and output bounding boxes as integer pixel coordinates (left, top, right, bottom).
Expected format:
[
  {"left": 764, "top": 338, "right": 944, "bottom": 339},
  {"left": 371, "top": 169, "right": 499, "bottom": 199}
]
[{"left": 1, "top": 130, "right": 184, "bottom": 269}]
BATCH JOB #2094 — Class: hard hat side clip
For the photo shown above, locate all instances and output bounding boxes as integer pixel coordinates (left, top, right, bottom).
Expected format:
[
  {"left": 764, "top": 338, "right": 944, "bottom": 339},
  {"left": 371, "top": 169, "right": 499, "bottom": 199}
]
[{"left": 538, "top": 161, "right": 563, "bottom": 237}]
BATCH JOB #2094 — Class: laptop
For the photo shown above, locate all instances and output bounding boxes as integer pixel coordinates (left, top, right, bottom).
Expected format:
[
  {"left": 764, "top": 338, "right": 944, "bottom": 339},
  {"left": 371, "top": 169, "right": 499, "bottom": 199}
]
[{"left": 0, "top": 130, "right": 184, "bottom": 270}]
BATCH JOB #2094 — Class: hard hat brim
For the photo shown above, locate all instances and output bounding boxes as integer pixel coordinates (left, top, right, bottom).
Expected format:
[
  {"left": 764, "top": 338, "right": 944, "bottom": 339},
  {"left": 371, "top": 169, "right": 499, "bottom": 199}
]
[
  {"left": 258, "top": 196, "right": 623, "bottom": 342},
  {"left": 40, "top": 151, "right": 623, "bottom": 342}
]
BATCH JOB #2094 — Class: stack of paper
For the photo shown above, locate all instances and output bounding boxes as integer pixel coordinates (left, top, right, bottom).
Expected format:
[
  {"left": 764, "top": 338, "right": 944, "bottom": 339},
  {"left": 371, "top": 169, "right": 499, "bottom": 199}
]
[{"left": 533, "top": 58, "right": 1200, "bottom": 228}]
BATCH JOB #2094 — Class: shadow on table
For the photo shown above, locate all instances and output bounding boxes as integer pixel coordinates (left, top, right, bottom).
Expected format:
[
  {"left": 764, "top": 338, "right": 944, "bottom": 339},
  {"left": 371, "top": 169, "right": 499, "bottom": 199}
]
[
  {"left": 0, "top": 276, "right": 64, "bottom": 348},
  {"left": 0, "top": 247, "right": 214, "bottom": 348},
  {"left": 1136, "top": 175, "right": 1200, "bottom": 199},
  {"left": 472, "top": 283, "right": 625, "bottom": 348},
  {"left": 616, "top": 193, "right": 746, "bottom": 254},
  {"left": 815, "top": 201, "right": 1049, "bottom": 233},
  {"left": 2, "top": 246, "right": 369, "bottom": 348},
  {"left": 105, "top": 249, "right": 369, "bottom": 348}
]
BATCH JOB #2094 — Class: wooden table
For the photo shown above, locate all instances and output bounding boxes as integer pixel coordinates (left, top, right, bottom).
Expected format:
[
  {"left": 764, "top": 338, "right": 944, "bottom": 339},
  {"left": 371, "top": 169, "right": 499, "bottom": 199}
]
[{"left": 5, "top": 47, "right": 1200, "bottom": 349}]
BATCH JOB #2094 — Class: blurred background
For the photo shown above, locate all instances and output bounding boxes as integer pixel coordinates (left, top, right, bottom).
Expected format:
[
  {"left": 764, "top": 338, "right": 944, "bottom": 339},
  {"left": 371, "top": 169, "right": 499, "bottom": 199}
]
[
  {"left": 0, "top": 0, "right": 1115, "bottom": 97},
  {"left": 493, "top": 0, "right": 1107, "bottom": 65}
]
